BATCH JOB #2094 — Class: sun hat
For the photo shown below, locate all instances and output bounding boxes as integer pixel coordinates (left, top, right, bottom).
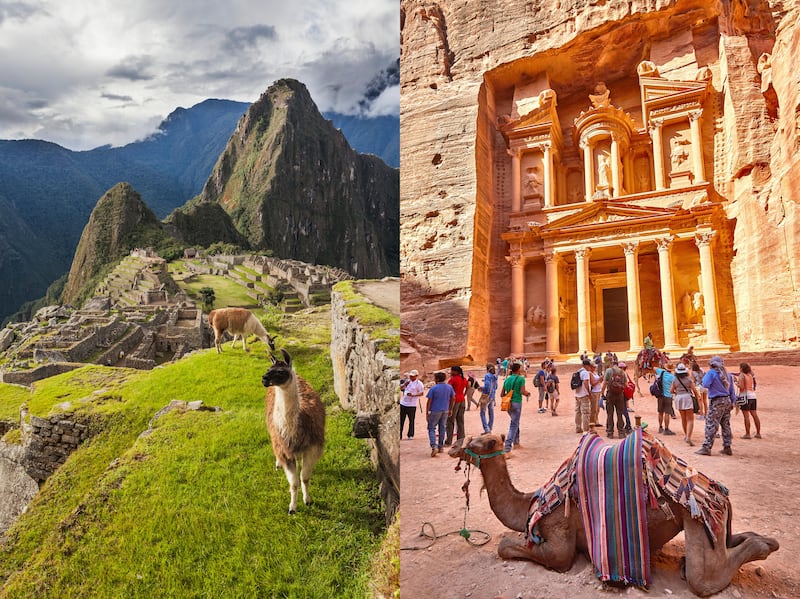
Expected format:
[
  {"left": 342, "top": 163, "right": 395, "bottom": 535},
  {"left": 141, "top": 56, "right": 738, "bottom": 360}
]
[
  {"left": 409, "top": 370, "right": 419, "bottom": 376},
  {"left": 675, "top": 363, "right": 688, "bottom": 374}
]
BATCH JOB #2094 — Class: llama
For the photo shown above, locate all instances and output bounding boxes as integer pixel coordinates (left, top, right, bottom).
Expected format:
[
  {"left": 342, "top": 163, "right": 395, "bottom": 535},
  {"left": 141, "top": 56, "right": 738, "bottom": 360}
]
[
  {"left": 262, "top": 349, "right": 326, "bottom": 514},
  {"left": 207, "top": 307, "right": 273, "bottom": 354}
]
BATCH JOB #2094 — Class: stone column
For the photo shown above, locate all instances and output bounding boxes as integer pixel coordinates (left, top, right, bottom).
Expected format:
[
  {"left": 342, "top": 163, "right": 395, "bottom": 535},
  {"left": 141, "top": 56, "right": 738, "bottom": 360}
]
[
  {"left": 688, "top": 110, "right": 706, "bottom": 183},
  {"left": 611, "top": 135, "right": 622, "bottom": 198},
  {"left": 656, "top": 236, "right": 680, "bottom": 349},
  {"left": 543, "top": 143, "right": 554, "bottom": 208},
  {"left": 575, "top": 247, "right": 592, "bottom": 353},
  {"left": 649, "top": 119, "right": 666, "bottom": 190},
  {"left": 508, "top": 252, "right": 526, "bottom": 354},
  {"left": 695, "top": 231, "right": 725, "bottom": 347},
  {"left": 544, "top": 251, "right": 560, "bottom": 356},
  {"left": 623, "top": 242, "right": 643, "bottom": 352},
  {"left": 581, "top": 140, "right": 594, "bottom": 202},
  {"left": 509, "top": 148, "right": 521, "bottom": 212}
]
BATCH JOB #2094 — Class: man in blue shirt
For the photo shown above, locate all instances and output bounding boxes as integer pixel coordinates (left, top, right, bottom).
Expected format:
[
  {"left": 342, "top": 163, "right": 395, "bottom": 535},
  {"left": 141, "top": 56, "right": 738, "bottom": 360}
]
[
  {"left": 426, "top": 371, "right": 455, "bottom": 457},
  {"left": 654, "top": 364, "right": 676, "bottom": 435},
  {"left": 695, "top": 356, "right": 737, "bottom": 456}
]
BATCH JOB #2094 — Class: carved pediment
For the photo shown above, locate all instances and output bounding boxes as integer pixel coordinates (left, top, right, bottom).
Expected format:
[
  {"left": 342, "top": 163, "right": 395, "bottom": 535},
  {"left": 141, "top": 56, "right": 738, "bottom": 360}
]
[
  {"left": 640, "top": 76, "right": 709, "bottom": 123},
  {"left": 540, "top": 202, "right": 677, "bottom": 234}
]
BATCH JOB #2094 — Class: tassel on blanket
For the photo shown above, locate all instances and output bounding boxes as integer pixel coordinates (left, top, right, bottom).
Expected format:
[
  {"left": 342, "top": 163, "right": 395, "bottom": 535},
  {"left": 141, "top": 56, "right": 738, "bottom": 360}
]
[
  {"left": 659, "top": 500, "right": 675, "bottom": 520},
  {"left": 689, "top": 494, "right": 701, "bottom": 519}
]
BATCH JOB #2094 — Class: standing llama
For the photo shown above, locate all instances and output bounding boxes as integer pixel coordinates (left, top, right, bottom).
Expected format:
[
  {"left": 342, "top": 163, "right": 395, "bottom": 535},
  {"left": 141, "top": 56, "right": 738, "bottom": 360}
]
[
  {"left": 207, "top": 307, "right": 273, "bottom": 353},
  {"left": 262, "top": 348, "right": 326, "bottom": 514}
]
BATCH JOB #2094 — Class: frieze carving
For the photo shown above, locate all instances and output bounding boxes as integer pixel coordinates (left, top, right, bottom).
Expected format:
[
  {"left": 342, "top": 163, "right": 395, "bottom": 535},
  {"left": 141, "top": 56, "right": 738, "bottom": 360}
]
[{"left": 650, "top": 102, "right": 702, "bottom": 118}]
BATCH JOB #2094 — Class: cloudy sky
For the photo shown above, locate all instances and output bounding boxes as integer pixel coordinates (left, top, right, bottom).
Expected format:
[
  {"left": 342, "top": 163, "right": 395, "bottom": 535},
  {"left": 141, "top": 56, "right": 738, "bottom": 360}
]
[{"left": 0, "top": 0, "right": 398, "bottom": 150}]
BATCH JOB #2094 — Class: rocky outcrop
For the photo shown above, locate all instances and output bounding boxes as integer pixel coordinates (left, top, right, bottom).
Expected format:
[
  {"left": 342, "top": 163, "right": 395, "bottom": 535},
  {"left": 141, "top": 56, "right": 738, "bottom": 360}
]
[
  {"left": 400, "top": 0, "right": 800, "bottom": 367},
  {"left": 330, "top": 281, "right": 400, "bottom": 523},
  {"left": 0, "top": 443, "right": 38, "bottom": 534},
  {"left": 195, "top": 79, "right": 400, "bottom": 279},
  {"left": 62, "top": 183, "right": 173, "bottom": 306}
]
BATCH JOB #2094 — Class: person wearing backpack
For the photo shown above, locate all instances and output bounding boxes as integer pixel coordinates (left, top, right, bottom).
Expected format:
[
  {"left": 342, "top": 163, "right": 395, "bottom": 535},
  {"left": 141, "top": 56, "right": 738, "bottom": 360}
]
[
  {"left": 545, "top": 365, "right": 560, "bottom": 416},
  {"left": 601, "top": 362, "right": 627, "bottom": 438},
  {"left": 573, "top": 359, "right": 593, "bottom": 433},
  {"left": 653, "top": 362, "right": 677, "bottom": 435},
  {"left": 534, "top": 362, "right": 548, "bottom": 413},
  {"left": 480, "top": 364, "right": 498, "bottom": 433},
  {"left": 502, "top": 362, "right": 530, "bottom": 454}
]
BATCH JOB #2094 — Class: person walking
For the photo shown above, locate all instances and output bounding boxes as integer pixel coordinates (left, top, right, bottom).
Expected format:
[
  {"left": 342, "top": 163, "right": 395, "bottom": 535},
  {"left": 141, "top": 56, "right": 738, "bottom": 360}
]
[
  {"left": 738, "top": 363, "right": 761, "bottom": 439},
  {"left": 653, "top": 362, "right": 677, "bottom": 435},
  {"left": 574, "top": 359, "right": 592, "bottom": 433},
  {"left": 534, "top": 362, "right": 548, "bottom": 413},
  {"left": 600, "top": 361, "right": 627, "bottom": 438},
  {"left": 695, "top": 356, "right": 736, "bottom": 456},
  {"left": 692, "top": 362, "right": 708, "bottom": 419},
  {"left": 425, "top": 372, "right": 454, "bottom": 457},
  {"left": 445, "top": 366, "right": 468, "bottom": 446},
  {"left": 671, "top": 363, "right": 699, "bottom": 446},
  {"left": 589, "top": 362, "right": 603, "bottom": 427},
  {"left": 465, "top": 374, "right": 480, "bottom": 411},
  {"left": 400, "top": 370, "right": 424, "bottom": 440},
  {"left": 480, "top": 364, "right": 498, "bottom": 433},
  {"left": 618, "top": 361, "right": 634, "bottom": 432},
  {"left": 545, "top": 365, "right": 560, "bottom": 416},
  {"left": 502, "top": 362, "right": 530, "bottom": 454}
]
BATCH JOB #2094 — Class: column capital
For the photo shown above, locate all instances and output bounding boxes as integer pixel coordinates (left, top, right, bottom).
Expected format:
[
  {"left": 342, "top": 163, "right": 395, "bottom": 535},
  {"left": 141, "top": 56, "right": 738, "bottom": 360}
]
[
  {"left": 574, "top": 247, "right": 591, "bottom": 261},
  {"left": 543, "top": 250, "right": 559, "bottom": 265},
  {"left": 506, "top": 253, "right": 525, "bottom": 267},
  {"left": 695, "top": 230, "right": 716, "bottom": 248},
  {"left": 579, "top": 138, "right": 592, "bottom": 151},
  {"left": 688, "top": 109, "right": 703, "bottom": 122},
  {"left": 622, "top": 241, "right": 640, "bottom": 256},
  {"left": 533, "top": 140, "right": 552, "bottom": 152},
  {"left": 648, "top": 118, "right": 665, "bottom": 133},
  {"left": 655, "top": 235, "right": 675, "bottom": 252},
  {"left": 506, "top": 147, "right": 521, "bottom": 158}
]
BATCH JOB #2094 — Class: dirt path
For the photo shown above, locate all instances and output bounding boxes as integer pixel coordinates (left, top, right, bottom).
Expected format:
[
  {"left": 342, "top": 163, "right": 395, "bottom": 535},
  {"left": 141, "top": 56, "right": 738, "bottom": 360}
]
[
  {"left": 355, "top": 280, "right": 400, "bottom": 315},
  {"left": 400, "top": 364, "right": 800, "bottom": 599}
]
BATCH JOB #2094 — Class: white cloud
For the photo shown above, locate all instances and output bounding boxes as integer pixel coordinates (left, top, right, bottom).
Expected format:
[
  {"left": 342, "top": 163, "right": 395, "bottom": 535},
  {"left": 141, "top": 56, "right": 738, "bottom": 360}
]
[{"left": 0, "top": 0, "right": 398, "bottom": 150}]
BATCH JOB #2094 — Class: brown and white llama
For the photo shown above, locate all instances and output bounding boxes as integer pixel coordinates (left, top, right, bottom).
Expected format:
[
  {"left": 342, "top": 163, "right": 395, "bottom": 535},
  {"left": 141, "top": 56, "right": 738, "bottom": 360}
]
[
  {"left": 207, "top": 307, "right": 273, "bottom": 354},
  {"left": 262, "top": 349, "right": 326, "bottom": 514}
]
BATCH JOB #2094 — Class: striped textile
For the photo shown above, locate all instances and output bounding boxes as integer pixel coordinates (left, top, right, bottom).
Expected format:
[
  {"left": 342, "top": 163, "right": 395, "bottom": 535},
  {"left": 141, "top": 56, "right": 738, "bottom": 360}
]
[
  {"left": 575, "top": 429, "right": 650, "bottom": 586},
  {"left": 526, "top": 452, "right": 578, "bottom": 546}
]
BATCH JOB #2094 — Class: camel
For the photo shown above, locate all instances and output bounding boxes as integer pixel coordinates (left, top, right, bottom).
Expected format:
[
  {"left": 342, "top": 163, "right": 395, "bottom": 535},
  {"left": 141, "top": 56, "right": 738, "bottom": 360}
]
[
  {"left": 633, "top": 348, "right": 668, "bottom": 396},
  {"left": 448, "top": 431, "right": 778, "bottom": 597}
]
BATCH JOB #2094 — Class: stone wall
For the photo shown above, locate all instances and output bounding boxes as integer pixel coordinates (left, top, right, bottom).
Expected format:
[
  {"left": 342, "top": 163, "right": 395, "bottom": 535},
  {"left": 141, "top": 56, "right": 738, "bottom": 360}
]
[
  {"left": 330, "top": 286, "right": 400, "bottom": 524},
  {"left": 1, "top": 363, "right": 82, "bottom": 386},
  {"left": 400, "top": 0, "right": 800, "bottom": 369},
  {"left": 23, "top": 414, "right": 91, "bottom": 482}
]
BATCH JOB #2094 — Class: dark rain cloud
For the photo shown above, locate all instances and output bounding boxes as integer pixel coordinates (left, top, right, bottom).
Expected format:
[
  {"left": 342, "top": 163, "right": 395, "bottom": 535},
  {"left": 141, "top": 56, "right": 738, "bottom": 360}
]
[
  {"left": 105, "top": 55, "right": 155, "bottom": 81},
  {"left": 223, "top": 24, "right": 278, "bottom": 52}
]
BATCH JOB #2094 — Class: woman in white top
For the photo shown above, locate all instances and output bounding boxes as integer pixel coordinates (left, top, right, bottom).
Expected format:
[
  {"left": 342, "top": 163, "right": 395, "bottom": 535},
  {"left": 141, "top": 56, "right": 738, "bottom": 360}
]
[
  {"left": 738, "top": 363, "right": 761, "bottom": 439},
  {"left": 589, "top": 364, "right": 603, "bottom": 426},
  {"left": 670, "top": 363, "right": 698, "bottom": 446}
]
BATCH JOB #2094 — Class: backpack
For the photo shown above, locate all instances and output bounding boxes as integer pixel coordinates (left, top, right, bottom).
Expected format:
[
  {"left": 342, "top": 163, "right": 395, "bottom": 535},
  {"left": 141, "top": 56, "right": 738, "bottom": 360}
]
[
  {"left": 545, "top": 377, "right": 556, "bottom": 394},
  {"left": 570, "top": 370, "right": 583, "bottom": 390},
  {"left": 609, "top": 368, "right": 625, "bottom": 394},
  {"left": 649, "top": 371, "right": 665, "bottom": 397}
]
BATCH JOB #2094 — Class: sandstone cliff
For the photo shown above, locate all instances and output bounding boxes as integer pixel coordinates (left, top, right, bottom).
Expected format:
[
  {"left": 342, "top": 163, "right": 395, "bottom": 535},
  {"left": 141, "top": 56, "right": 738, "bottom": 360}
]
[
  {"left": 400, "top": 0, "right": 800, "bottom": 370},
  {"left": 195, "top": 79, "right": 400, "bottom": 279},
  {"left": 62, "top": 183, "right": 172, "bottom": 306}
]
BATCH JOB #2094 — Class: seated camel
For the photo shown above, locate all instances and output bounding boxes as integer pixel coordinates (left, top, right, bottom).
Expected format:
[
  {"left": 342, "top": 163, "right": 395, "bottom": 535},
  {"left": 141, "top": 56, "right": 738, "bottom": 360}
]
[{"left": 449, "top": 430, "right": 778, "bottom": 597}]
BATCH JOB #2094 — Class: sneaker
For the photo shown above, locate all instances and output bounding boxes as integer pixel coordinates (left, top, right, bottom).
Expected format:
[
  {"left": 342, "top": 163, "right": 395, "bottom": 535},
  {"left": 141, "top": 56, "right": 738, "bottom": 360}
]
[
  {"left": 755, "top": 433, "right": 762, "bottom": 439},
  {"left": 720, "top": 446, "right": 732, "bottom": 455},
  {"left": 513, "top": 443, "right": 522, "bottom": 449},
  {"left": 538, "top": 408, "right": 546, "bottom": 413},
  {"left": 431, "top": 448, "right": 437, "bottom": 457},
  {"left": 438, "top": 447, "right": 443, "bottom": 453},
  {"left": 663, "top": 429, "right": 676, "bottom": 436},
  {"left": 742, "top": 434, "right": 751, "bottom": 439},
  {"left": 607, "top": 432, "right": 614, "bottom": 438},
  {"left": 552, "top": 410, "right": 558, "bottom": 416},
  {"left": 687, "top": 439, "right": 694, "bottom": 446},
  {"left": 576, "top": 429, "right": 583, "bottom": 434},
  {"left": 695, "top": 447, "right": 711, "bottom": 455},
  {"left": 658, "top": 426, "right": 664, "bottom": 434}
]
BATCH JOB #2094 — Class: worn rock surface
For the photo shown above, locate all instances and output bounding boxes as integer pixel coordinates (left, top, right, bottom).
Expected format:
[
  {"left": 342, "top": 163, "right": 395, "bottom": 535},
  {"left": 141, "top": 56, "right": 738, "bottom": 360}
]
[
  {"left": 400, "top": 0, "right": 800, "bottom": 368},
  {"left": 0, "top": 443, "right": 38, "bottom": 535}
]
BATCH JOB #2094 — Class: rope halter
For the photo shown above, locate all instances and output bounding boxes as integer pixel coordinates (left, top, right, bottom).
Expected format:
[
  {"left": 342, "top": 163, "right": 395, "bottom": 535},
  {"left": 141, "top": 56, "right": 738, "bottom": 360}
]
[{"left": 464, "top": 446, "right": 506, "bottom": 469}]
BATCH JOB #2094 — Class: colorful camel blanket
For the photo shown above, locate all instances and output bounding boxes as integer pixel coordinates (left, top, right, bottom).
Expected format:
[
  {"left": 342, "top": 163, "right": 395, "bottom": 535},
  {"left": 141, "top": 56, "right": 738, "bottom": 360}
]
[{"left": 526, "top": 429, "right": 730, "bottom": 586}]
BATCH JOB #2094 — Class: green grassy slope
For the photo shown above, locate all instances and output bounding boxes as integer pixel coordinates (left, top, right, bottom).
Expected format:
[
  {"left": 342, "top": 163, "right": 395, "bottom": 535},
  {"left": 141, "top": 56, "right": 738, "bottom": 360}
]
[{"left": 0, "top": 307, "right": 383, "bottom": 598}]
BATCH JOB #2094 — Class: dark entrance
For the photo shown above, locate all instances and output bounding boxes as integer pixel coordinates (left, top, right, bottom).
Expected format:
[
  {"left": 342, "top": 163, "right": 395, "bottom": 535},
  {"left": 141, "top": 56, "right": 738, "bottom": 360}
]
[{"left": 603, "top": 287, "right": 629, "bottom": 343}]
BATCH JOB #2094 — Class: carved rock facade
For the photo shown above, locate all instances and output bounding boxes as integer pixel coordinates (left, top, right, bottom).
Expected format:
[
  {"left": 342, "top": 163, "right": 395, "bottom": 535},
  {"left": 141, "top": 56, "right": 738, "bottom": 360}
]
[{"left": 401, "top": 0, "right": 800, "bottom": 368}]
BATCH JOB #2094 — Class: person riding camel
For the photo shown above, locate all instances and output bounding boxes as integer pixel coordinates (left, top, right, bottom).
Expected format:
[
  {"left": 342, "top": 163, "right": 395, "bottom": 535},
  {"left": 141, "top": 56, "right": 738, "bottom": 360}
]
[{"left": 643, "top": 332, "right": 655, "bottom": 369}]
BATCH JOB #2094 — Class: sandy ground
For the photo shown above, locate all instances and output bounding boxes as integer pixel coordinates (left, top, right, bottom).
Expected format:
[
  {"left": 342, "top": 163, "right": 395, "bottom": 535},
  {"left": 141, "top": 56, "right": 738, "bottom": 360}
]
[{"left": 400, "top": 364, "right": 800, "bottom": 599}]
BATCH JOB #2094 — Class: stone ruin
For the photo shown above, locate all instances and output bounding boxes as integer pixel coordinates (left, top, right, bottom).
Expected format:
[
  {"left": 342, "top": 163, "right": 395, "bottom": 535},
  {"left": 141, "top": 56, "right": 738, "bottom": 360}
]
[{"left": 0, "top": 255, "right": 205, "bottom": 386}]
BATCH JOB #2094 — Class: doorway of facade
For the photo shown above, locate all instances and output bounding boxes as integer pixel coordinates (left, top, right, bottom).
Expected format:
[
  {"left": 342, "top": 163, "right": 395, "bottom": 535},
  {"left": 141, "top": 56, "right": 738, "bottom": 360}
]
[{"left": 602, "top": 287, "right": 629, "bottom": 343}]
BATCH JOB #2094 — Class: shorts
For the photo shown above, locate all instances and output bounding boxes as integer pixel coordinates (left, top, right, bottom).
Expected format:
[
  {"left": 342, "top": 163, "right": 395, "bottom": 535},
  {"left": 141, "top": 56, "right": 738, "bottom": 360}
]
[
  {"left": 740, "top": 392, "right": 757, "bottom": 411},
  {"left": 657, "top": 395, "right": 673, "bottom": 414},
  {"left": 673, "top": 392, "right": 693, "bottom": 411}
]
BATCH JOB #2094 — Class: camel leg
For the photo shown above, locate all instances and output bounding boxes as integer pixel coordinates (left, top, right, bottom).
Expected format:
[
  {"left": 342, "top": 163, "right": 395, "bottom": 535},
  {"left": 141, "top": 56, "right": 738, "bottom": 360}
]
[
  {"left": 682, "top": 513, "right": 779, "bottom": 597},
  {"left": 299, "top": 446, "right": 323, "bottom": 506},
  {"left": 498, "top": 531, "right": 577, "bottom": 572},
  {"left": 282, "top": 458, "right": 299, "bottom": 514}
]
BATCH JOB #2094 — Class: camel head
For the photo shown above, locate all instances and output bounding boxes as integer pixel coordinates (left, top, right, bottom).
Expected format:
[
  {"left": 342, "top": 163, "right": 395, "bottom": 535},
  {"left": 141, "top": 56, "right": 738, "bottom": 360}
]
[{"left": 448, "top": 433, "right": 506, "bottom": 465}]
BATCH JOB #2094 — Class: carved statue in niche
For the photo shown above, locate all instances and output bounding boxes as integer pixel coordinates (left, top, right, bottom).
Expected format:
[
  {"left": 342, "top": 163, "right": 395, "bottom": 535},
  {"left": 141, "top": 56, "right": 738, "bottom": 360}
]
[
  {"left": 693, "top": 292, "right": 705, "bottom": 325},
  {"left": 524, "top": 165, "right": 543, "bottom": 198},
  {"left": 589, "top": 82, "right": 611, "bottom": 108},
  {"left": 670, "top": 136, "right": 691, "bottom": 172},
  {"left": 526, "top": 305, "right": 546, "bottom": 328},
  {"left": 596, "top": 152, "right": 612, "bottom": 190},
  {"left": 635, "top": 156, "right": 651, "bottom": 192},
  {"left": 681, "top": 290, "right": 694, "bottom": 325}
]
